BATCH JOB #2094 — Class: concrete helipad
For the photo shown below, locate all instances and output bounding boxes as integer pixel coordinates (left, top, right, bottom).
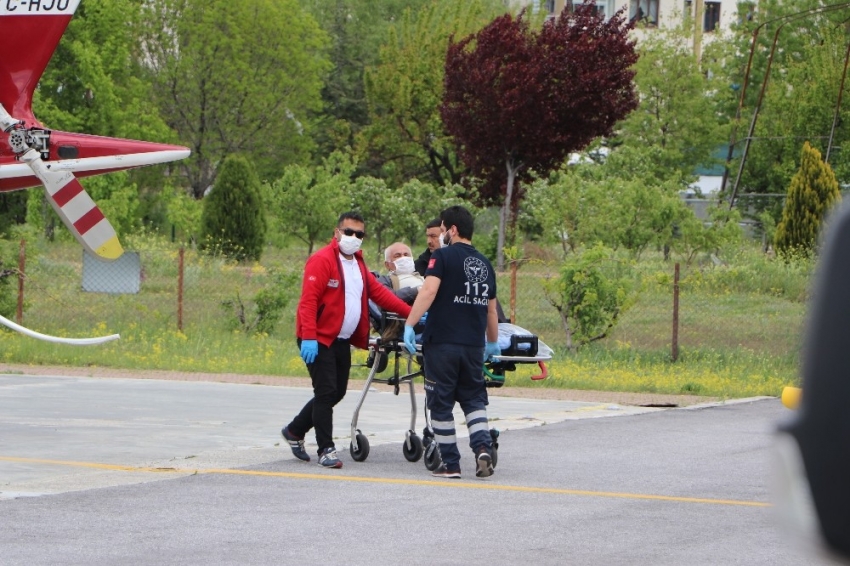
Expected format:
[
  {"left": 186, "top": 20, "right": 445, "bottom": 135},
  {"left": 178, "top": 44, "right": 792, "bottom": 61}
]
[
  {"left": 0, "top": 373, "right": 663, "bottom": 498},
  {"left": 0, "top": 372, "right": 826, "bottom": 565}
]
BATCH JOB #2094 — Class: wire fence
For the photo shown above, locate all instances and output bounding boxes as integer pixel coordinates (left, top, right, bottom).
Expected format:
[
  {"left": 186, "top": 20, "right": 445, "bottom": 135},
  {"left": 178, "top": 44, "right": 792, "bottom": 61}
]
[
  {"left": 8, "top": 241, "right": 806, "bottom": 365},
  {"left": 500, "top": 259, "right": 805, "bottom": 359}
]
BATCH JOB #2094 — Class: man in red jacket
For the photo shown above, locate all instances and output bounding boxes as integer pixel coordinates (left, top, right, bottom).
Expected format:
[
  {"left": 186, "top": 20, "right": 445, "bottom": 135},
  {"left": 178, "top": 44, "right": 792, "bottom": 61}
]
[{"left": 281, "top": 211, "right": 412, "bottom": 468}]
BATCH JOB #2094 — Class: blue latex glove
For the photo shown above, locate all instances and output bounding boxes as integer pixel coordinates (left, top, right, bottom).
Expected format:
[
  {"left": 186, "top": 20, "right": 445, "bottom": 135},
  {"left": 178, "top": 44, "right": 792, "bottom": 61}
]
[
  {"left": 484, "top": 341, "right": 501, "bottom": 362},
  {"left": 300, "top": 339, "right": 318, "bottom": 364},
  {"left": 403, "top": 325, "right": 417, "bottom": 354},
  {"left": 420, "top": 312, "right": 428, "bottom": 324}
]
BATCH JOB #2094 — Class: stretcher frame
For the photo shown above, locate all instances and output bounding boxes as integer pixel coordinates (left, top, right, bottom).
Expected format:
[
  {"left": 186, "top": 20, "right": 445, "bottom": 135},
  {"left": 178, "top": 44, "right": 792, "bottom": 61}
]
[{"left": 348, "top": 313, "right": 552, "bottom": 465}]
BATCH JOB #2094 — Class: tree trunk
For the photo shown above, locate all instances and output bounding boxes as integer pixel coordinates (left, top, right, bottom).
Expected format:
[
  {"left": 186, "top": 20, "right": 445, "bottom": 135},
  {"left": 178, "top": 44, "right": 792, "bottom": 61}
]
[
  {"left": 497, "top": 159, "right": 519, "bottom": 272},
  {"left": 557, "top": 307, "right": 574, "bottom": 351}
]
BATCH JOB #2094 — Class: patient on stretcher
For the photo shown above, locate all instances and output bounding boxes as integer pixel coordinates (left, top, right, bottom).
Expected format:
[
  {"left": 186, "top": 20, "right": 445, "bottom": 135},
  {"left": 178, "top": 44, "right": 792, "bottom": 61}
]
[
  {"left": 368, "top": 301, "right": 551, "bottom": 361},
  {"left": 369, "top": 241, "right": 550, "bottom": 360}
]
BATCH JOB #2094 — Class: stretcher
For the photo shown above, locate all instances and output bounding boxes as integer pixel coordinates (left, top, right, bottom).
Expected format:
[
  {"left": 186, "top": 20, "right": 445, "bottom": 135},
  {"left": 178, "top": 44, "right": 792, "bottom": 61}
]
[{"left": 348, "top": 310, "right": 552, "bottom": 467}]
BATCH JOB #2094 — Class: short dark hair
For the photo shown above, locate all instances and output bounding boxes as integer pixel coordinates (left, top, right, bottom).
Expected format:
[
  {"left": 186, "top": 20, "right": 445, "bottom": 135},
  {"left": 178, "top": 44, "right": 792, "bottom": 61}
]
[
  {"left": 426, "top": 218, "right": 441, "bottom": 230},
  {"left": 440, "top": 205, "right": 474, "bottom": 240},
  {"left": 338, "top": 211, "right": 365, "bottom": 226}
]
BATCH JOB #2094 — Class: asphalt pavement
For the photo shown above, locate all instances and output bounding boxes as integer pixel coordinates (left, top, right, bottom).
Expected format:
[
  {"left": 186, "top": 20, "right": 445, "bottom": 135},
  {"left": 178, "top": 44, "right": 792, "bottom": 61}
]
[{"left": 0, "top": 372, "right": 836, "bottom": 565}]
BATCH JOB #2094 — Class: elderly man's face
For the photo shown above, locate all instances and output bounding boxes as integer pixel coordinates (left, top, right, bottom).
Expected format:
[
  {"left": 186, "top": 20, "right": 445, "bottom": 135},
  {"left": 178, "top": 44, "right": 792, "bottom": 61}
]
[
  {"left": 385, "top": 244, "right": 412, "bottom": 272},
  {"left": 426, "top": 226, "right": 443, "bottom": 252}
]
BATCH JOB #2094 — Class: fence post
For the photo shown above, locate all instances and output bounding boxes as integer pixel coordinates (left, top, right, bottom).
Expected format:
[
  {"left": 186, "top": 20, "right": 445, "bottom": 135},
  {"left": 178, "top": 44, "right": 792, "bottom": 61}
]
[
  {"left": 16, "top": 239, "right": 24, "bottom": 325},
  {"left": 510, "top": 259, "right": 518, "bottom": 325},
  {"left": 178, "top": 246, "right": 184, "bottom": 332},
  {"left": 672, "top": 262, "right": 680, "bottom": 362}
]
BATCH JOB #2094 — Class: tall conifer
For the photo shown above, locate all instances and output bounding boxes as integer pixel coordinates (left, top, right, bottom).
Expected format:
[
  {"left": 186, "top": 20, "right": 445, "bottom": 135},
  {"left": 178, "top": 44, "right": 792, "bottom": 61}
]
[
  {"left": 775, "top": 142, "right": 841, "bottom": 256},
  {"left": 200, "top": 155, "right": 267, "bottom": 261}
]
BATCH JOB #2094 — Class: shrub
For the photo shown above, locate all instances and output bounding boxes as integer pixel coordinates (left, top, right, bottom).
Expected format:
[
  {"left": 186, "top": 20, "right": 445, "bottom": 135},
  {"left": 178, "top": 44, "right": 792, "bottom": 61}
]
[
  {"left": 543, "top": 244, "right": 637, "bottom": 350},
  {"left": 221, "top": 269, "right": 298, "bottom": 334},
  {"left": 200, "top": 155, "right": 267, "bottom": 261}
]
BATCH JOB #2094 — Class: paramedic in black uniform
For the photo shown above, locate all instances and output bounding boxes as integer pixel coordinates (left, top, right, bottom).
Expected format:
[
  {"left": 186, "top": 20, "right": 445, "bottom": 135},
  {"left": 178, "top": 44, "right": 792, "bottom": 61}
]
[{"left": 403, "top": 205, "right": 501, "bottom": 479}]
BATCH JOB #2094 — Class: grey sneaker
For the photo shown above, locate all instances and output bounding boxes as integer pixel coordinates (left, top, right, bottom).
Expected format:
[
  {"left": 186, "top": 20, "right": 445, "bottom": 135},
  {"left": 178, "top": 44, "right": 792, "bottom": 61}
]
[
  {"left": 476, "top": 448, "right": 494, "bottom": 478},
  {"left": 282, "top": 427, "right": 310, "bottom": 462},
  {"left": 431, "top": 464, "right": 461, "bottom": 479},
  {"left": 318, "top": 447, "right": 343, "bottom": 469}
]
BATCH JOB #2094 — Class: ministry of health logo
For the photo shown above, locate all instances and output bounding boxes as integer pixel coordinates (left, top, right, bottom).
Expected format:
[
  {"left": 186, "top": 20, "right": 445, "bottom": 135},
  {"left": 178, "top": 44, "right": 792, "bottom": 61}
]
[{"left": 463, "top": 256, "right": 488, "bottom": 283}]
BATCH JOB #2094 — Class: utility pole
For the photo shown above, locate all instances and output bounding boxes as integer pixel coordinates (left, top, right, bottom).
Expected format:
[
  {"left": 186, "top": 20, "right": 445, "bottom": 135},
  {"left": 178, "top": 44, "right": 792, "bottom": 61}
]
[{"left": 693, "top": 0, "right": 704, "bottom": 62}]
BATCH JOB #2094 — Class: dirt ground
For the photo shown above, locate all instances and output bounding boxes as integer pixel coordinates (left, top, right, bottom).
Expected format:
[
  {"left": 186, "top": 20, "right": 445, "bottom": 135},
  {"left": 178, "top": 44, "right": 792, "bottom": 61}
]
[{"left": 0, "top": 363, "right": 720, "bottom": 407}]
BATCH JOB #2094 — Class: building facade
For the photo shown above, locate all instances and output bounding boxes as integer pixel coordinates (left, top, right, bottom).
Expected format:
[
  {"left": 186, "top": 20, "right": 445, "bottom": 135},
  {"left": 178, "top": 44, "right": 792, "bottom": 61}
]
[{"left": 544, "top": 0, "right": 753, "bottom": 38}]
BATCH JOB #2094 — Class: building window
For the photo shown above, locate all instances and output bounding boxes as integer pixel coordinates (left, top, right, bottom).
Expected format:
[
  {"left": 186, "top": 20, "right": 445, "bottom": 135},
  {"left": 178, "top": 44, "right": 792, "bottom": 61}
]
[
  {"left": 685, "top": 1, "right": 726, "bottom": 28},
  {"left": 630, "top": 0, "right": 658, "bottom": 26},
  {"left": 571, "top": 1, "right": 608, "bottom": 19},
  {"left": 704, "top": 1, "right": 721, "bottom": 32}
]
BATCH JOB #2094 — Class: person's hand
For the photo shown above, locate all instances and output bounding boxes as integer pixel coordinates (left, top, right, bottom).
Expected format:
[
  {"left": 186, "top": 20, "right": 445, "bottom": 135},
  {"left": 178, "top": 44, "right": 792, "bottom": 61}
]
[
  {"left": 420, "top": 312, "right": 428, "bottom": 324},
  {"left": 484, "top": 341, "right": 501, "bottom": 361},
  {"left": 404, "top": 325, "right": 417, "bottom": 354},
  {"left": 300, "top": 339, "right": 318, "bottom": 364}
]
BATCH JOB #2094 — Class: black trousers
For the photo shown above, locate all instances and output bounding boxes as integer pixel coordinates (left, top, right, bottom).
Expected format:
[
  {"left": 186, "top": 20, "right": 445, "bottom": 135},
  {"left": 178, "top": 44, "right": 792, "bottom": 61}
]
[
  {"left": 287, "top": 338, "right": 351, "bottom": 455},
  {"left": 423, "top": 342, "right": 491, "bottom": 470}
]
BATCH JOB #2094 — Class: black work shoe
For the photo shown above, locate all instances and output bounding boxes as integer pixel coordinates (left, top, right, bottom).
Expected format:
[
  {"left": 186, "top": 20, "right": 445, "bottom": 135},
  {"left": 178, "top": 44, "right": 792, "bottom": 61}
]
[
  {"left": 282, "top": 427, "right": 310, "bottom": 462},
  {"left": 476, "top": 448, "right": 494, "bottom": 478},
  {"left": 432, "top": 464, "right": 461, "bottom": 479}
]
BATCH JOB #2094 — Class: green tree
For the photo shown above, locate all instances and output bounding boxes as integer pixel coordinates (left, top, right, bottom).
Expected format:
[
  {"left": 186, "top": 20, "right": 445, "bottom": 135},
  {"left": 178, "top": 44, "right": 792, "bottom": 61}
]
[
  {"left": 301, "top": 0, "right": 433, "bottom": 158},
  {"left": 673, "top": 206, "right": 743, "bottom": 265},
  {"left": 723, "top": 2, "right": 850, "bottom": 214},
  {"left": 349, "top": 175, "right": 394, "bottom": 259},
  {"left": 0, "top": 193, "right": 28, "bottom": 233},
  {"left": 774, "top": 142, "right": 841, "bottom": 256},
  {"left": 362, "top": 0, "right": 506, "bottom": 186},
  {"left": 614, "top": 21, "right": 729, "bottom": 183},
  {"left": 36, "top": 0, "right": 173, "bottom": 141},
  {"left": 141, "top": 0, "right": 330, "bottom": 197},
  {"left": 348, "top": 176, "right": 472, "bottom": 259},
  {"left": 522, "top": 145, "right": 688, "bottom": 259},
  {"left": 267, "top": 152, "right": 352, "bottom": 256},
  {"left": 543, "top": 244, "right": 636, "bottom": 350},
  {"left": 162, "top": 184, "right": 204, "bottom": 244},
  {"left": 200, "top": 155, "right": 267, "bottom": 261},
  {"left": 392, "top": 180, "right": 470, "bottom": 247}
]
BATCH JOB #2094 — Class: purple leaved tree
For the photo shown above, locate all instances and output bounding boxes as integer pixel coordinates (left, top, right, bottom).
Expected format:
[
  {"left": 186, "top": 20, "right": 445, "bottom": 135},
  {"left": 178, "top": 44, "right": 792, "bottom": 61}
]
[{"left": 441, "top": 4, "right": 639, "bottom": 270}]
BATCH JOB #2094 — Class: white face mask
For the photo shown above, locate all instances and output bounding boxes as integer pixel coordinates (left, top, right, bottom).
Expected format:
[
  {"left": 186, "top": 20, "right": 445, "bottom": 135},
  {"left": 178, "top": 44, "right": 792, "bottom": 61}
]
[
  {"left": 441, "top": 231, "right": 451, "bottom": 247},
  {"left": 339, "top": 235, "right": 362, "bottom": 255},
  {"left": 393, "top": 256, "right": 415, "bottom": 275}
]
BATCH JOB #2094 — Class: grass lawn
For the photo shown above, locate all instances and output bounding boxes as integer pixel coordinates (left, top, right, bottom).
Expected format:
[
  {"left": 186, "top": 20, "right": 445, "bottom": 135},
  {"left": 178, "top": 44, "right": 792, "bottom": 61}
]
[{"left": 0, "top": 237, "right": 807, "bottom": 399}]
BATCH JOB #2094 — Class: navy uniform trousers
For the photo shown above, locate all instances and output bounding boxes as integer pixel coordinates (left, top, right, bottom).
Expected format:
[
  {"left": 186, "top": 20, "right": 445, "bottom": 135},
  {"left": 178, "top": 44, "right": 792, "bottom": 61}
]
[{"left": 423, "top": 342, "right": 493, "bottom": 471}]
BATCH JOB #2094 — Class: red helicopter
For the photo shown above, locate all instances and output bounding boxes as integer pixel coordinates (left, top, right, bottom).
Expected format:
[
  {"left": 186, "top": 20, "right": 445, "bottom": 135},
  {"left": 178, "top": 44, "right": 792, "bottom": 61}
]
[{"left": 0, "top": 0, "right": 189, "bottom": 261}]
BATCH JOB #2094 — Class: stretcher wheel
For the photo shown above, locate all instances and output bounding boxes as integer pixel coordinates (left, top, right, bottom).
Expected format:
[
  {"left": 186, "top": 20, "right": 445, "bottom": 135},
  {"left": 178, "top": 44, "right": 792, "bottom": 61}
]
[
  {"left": 366, "top": 350, "right": 388, "bottom": 373},
  {"left": 350, "top": 431, "right": 370, "bottom": 462},
  {"left": 403, "top": 433, "right": 423, "bottom": 462},
  {"left": 423, "top": 436, "right": 442, "bottom": 471}
]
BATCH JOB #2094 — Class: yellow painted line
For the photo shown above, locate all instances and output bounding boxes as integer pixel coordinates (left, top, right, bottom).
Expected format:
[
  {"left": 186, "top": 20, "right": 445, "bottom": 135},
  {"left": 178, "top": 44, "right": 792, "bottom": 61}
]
[
  {"left": 0, "top": 456, "right": 184, "bottom": 473},
  {"left": 0, "top": 456, "right": 769, "bottom": 508}
]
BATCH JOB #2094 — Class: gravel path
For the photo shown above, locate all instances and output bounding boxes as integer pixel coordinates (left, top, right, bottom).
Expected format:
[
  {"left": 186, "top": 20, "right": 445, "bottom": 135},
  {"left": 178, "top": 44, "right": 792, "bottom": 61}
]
[{"left": 0, "top": 363, "right": 720, "bottom": 407}]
